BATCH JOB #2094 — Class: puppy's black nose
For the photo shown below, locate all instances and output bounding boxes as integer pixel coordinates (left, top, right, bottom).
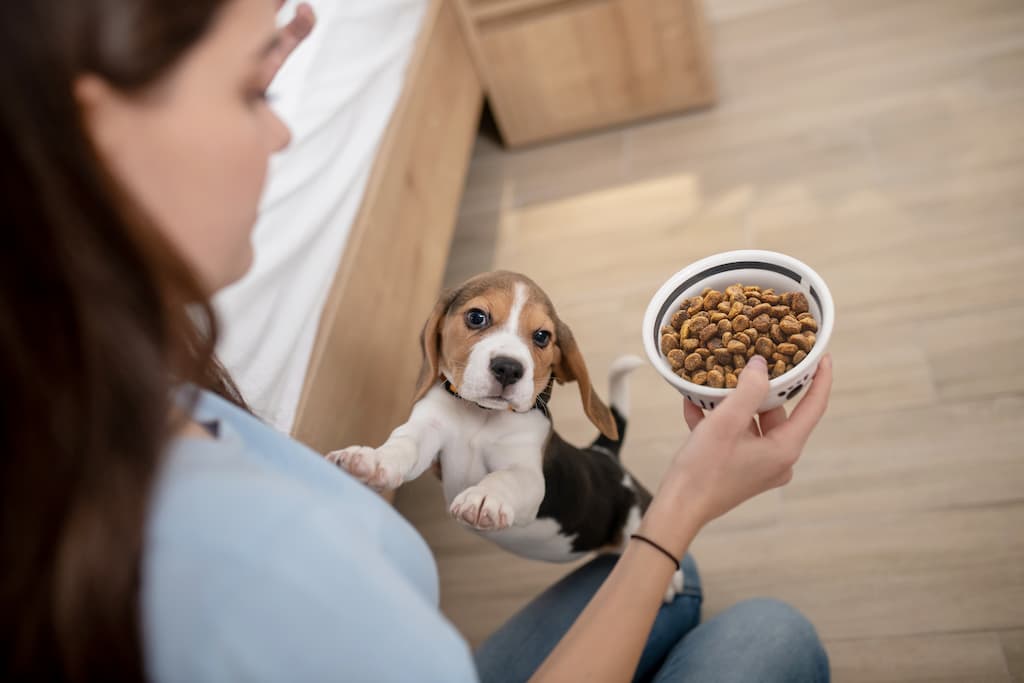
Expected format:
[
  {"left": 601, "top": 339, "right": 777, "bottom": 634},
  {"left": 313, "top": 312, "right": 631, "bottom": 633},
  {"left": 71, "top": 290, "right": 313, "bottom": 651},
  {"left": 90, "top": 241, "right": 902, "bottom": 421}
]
[{"left": 490, "top": 357, "right": 524, "bottom": 388}]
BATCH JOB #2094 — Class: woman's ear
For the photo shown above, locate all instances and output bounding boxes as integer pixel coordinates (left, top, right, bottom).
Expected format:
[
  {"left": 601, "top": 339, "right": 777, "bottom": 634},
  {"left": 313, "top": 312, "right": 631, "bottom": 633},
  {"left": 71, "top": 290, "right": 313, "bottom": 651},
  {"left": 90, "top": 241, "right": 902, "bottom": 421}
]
[
  {"left": 412, "top": 288, "right": 458, "bottom": 404},
  {"left": 552, "top": 318, "right": 618, "bottom": 441}
]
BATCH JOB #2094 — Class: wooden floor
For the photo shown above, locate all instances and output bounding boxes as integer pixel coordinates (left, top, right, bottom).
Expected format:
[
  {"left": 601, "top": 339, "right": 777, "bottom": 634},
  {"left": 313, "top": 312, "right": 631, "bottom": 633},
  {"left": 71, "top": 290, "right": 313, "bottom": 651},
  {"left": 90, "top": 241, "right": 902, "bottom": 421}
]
[{"left": 394, "top": 0, "right": 1024, "bottom": 680}]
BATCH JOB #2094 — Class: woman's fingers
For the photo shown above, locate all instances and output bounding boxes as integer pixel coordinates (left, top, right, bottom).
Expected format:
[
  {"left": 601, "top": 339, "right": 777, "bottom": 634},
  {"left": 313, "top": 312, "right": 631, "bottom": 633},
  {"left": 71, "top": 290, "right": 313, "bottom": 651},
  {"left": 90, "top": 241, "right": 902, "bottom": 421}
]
[
  {"left": 687, "top": 355, "right": 828, "bottom": 444},
  {"left": 758, "top": 406, "right": 788, "bottom": 434},
  {"left": 690, "top": 399, "right": 777, "bottom": 438},
  {"left": 711, "top": 355, "right": 770, "bottom": 430},
  {"left": 684, "top": 400, "right": 705, "bottom": 430},
  {"left": 775, "top": 354, "right": 833, "bottom": 446}
]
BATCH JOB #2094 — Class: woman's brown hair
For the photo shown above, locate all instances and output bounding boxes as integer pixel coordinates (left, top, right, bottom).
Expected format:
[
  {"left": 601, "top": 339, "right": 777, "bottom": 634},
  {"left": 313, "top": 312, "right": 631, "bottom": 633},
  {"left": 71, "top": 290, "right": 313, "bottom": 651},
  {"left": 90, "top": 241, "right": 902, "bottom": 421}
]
[{"left": 0, "top": 1, "right": 247, "bottom": 679}]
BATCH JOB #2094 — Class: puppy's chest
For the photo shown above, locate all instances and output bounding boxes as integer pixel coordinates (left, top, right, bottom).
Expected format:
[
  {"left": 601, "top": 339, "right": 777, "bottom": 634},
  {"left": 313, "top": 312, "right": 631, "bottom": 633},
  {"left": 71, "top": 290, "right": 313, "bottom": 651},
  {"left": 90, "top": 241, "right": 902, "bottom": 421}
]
[
  {"left": 438, "top": 412, "right": 544, "bottom": 503},
  {"left": 438, "top": 428, "right": 510, "bottom": 502}
]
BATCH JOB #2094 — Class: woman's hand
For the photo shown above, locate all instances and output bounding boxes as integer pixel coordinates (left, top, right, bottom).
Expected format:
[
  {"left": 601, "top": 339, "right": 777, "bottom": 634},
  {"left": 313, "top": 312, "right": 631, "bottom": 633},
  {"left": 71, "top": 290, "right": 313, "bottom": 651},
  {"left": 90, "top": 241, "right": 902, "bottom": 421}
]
[
  {"left": 645, "top": 354, "right": 833, "bottom": 551},
  {"left": 257, "top": 2, "right": 316, "bottom": 90}
]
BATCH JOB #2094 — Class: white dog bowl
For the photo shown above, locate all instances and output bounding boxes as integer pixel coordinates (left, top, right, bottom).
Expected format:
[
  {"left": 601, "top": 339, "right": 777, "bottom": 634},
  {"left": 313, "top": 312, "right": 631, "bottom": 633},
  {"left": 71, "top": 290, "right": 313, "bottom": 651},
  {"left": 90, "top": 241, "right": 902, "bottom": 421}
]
[{"left": 642, "top": 250, "right": 834, "bottom": 413}]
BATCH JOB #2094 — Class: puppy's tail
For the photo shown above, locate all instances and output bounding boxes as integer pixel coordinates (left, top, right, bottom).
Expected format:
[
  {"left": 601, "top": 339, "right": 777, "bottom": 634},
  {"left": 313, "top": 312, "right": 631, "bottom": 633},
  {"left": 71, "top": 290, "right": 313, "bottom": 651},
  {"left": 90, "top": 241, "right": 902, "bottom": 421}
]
[{"left": 590, "top": 355, "right": 645, "bottom": 458}]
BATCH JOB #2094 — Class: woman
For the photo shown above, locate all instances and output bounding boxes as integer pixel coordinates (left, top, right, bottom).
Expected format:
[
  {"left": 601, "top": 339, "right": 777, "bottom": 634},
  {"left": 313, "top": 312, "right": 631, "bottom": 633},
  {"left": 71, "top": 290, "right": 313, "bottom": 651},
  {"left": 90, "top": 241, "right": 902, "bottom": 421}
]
[{"left": 0, "top": 0, "right": 833, "bottom": 680}]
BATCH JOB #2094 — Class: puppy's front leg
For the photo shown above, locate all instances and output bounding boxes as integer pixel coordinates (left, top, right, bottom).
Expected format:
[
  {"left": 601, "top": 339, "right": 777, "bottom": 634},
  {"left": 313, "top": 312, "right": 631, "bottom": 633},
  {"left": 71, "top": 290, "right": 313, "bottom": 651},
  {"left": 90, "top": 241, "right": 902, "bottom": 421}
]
[
  {"left": 327, "top": 394, "right": 447, "bottom": 491},
  {"left": 327, "top": 427, "right": 438, "bottom": 490},
  {"left": 450, "top": 461, "right": 545, "bottom": 531}
]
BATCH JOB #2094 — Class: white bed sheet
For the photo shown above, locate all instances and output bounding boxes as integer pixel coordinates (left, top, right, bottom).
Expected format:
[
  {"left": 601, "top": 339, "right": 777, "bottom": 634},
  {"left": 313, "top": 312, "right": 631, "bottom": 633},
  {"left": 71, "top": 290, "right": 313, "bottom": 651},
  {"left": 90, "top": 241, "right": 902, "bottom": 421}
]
[{"left": 214, "top": 0, "right": 429, "bottom": 432}]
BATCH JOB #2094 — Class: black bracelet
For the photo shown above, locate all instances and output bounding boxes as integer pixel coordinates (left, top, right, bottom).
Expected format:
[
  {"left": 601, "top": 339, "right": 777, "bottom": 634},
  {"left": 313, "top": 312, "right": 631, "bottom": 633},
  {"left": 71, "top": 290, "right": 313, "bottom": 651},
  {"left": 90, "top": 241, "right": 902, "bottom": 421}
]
[{"left": 630, "top": 534, "right": 680, "bottom": 571}]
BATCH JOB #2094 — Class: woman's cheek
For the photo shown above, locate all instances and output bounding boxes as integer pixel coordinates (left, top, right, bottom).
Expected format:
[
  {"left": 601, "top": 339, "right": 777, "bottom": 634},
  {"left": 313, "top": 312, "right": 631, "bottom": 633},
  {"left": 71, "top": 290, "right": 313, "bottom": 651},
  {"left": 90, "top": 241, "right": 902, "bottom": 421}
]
[{"left": 214, "top": 118, "right": 271, "bottom": 284}]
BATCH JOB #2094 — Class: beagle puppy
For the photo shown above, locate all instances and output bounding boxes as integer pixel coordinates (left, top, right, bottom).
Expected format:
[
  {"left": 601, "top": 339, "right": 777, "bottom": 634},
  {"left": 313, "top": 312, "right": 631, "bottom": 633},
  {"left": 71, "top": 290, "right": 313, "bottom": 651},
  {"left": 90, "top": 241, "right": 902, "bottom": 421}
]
[{"left": 328, "top": 271, "right": 683, "bottom": 600}]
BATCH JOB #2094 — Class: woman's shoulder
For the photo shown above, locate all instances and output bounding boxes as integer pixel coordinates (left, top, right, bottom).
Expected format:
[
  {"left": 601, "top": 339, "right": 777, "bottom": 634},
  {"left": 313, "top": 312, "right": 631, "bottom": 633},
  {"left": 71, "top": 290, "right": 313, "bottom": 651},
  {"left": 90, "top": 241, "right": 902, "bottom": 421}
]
[
  {"left": 155, "top": 388, "right": 417, "bottom": 555},
  {"left": 146, "top": 390, "right": 435, "bottom": 595},
  {"left": 147, "top": 428, "right": 362, "bottom": 560}
]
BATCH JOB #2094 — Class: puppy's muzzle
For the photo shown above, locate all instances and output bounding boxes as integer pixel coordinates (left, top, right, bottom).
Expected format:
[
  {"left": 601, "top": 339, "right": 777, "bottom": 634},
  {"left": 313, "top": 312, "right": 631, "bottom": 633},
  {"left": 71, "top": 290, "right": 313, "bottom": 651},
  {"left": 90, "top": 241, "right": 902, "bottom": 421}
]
[{"left": 490, "top": 356, "right": 524, "bottom": 388}]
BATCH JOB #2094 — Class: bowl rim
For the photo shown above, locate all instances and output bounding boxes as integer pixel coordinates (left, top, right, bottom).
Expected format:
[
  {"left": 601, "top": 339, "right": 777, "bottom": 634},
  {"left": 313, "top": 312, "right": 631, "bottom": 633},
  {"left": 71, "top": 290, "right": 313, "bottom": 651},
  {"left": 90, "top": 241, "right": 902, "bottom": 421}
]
[{"left": 642, "top": 249, "right": 835, "bottom": 396}]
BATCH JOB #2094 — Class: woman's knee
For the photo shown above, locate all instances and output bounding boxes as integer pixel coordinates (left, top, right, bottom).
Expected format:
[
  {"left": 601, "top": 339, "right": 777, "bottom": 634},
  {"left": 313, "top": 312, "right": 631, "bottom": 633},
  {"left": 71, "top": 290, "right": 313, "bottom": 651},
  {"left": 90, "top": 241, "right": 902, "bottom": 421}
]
[{"left": 720, "top": 598, "right": 830, "bottom": 681}]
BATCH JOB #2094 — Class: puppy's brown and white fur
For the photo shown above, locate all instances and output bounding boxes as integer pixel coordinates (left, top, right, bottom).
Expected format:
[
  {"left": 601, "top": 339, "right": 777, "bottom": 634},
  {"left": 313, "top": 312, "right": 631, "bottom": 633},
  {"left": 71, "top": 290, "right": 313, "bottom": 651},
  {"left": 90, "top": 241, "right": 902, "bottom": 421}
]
[{"left": 328, "top": 271, "right": 683, "bottom": 600}]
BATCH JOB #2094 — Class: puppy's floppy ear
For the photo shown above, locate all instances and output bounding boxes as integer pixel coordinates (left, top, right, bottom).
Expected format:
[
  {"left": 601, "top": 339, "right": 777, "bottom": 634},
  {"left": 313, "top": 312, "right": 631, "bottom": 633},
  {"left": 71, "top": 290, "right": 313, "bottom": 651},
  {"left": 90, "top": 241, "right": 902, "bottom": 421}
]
[
  {"left": 413, "top": 288, "right": 457, "bottom": 404},
  {"left": 552, "top": 318, "right": 618, "bottom": 441}
]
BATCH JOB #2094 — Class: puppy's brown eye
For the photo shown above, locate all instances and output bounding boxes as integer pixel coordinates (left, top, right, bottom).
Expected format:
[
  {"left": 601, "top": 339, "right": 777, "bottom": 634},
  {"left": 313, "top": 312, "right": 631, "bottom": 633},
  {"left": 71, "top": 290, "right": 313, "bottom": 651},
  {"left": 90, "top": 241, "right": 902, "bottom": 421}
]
[
  {"left": 466, "top": 309, "right": 489, "bottom": 329},
  {"left": 533, "top": 330, "right": 551, "bottom": 348}
]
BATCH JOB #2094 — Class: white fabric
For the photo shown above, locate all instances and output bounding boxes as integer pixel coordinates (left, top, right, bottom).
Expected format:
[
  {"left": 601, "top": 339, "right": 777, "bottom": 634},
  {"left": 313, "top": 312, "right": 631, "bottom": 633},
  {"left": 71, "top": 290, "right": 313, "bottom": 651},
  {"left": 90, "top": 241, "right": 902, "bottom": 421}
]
[{"left": 214, "top": 0, "right": 429, "bottom": 432}]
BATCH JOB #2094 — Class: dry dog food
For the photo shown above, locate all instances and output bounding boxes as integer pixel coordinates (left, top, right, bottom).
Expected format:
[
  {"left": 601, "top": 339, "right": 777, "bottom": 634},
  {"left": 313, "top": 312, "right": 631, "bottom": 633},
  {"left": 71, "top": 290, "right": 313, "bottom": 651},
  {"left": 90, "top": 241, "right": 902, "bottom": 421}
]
[{"left": 660, "top": 284, "right": 819, "bottom": 387}]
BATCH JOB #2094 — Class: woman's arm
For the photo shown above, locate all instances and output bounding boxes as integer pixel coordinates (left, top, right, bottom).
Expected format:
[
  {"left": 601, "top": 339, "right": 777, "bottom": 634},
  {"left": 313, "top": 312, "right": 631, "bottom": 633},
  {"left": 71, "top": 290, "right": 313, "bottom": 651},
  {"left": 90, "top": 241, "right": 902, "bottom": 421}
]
[{"left": 531, "top": 353, "right": 833, "bottom": 682}]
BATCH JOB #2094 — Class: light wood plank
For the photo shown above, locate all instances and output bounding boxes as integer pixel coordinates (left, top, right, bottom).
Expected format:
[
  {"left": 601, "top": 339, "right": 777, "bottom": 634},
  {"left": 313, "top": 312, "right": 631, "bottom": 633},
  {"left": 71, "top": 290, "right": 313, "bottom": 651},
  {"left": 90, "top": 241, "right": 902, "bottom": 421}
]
[
  {"left": 690, "top": 505, "right": 1024, "bottom": 640},
  {"left": 443, "top": 211, "right": 503, "bottom": 288},
  {"left": 786, "top": 396, "right": 1024, "bottom": 522},
  {"left": 1001, "top": 629, "right": 1024, "bottom": 682},
  {"left": 827, "top": 632, "right": 1011, "bottom": 683},
  {"left": 460, "top": 126, "right": 627, "bottom": 213}
]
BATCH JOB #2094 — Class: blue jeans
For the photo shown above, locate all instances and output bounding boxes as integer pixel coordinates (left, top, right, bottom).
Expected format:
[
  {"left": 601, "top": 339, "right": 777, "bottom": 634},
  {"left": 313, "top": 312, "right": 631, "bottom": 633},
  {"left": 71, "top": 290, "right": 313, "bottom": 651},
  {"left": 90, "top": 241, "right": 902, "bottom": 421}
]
[{"left": 475, "top": 554, "right": 829, "bottom": 682}]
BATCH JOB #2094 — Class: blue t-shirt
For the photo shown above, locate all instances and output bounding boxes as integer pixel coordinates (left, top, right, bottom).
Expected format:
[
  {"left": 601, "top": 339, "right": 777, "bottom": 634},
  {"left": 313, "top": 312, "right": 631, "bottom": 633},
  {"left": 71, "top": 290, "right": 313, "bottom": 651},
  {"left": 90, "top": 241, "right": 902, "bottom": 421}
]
[{"left": 142, "top": 388, "right": 477, "bottom": 682}]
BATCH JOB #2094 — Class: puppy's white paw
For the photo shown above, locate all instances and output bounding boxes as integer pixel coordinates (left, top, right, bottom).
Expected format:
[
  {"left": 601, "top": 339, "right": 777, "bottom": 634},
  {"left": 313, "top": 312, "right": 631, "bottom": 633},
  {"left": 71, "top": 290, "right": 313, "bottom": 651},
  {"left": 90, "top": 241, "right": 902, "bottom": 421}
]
[
  {"left": 663, "top": 568, "right": 686, "bottom": 604},
  {"left": 449, "top": 486, "right": 514, "bottom": 530},
  {"left": 325, "top": 442, "right": 415, "bottom": 490}
]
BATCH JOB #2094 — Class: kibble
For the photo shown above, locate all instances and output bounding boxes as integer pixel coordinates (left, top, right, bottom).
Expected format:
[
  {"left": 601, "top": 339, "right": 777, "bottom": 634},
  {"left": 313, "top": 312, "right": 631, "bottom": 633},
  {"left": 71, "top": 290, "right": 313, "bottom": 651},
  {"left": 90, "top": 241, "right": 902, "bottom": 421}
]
[
  {"left": 779, "top": 316, "right": 802, "bottom": 336},
  {"left": 661, "top": 333, "right": 680, "bottom": 355},
  {"left": 790, "top": 334, "right": 813, "bottom": 353},
  {"left": 661, "top": 284, "right": 819, "bottom": 387}
]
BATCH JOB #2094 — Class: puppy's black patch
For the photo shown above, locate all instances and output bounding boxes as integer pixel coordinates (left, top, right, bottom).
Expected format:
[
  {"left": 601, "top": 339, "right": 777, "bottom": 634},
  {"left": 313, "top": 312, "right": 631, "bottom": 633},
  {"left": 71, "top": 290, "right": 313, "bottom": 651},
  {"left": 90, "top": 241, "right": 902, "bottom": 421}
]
[
  {"left": 537, "top": 408, "right": 652, "bottom": 553},
  {"left": 589, "top": 406, "right": 628, "bottom": 459}
]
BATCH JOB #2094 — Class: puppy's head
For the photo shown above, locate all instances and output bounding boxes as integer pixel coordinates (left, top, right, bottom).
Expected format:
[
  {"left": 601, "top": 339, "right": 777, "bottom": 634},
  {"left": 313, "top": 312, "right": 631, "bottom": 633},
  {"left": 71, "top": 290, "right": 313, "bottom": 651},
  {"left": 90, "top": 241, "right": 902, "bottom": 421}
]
[{"left": 413, "top": 271, "right": 618, "bottom": 440}]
